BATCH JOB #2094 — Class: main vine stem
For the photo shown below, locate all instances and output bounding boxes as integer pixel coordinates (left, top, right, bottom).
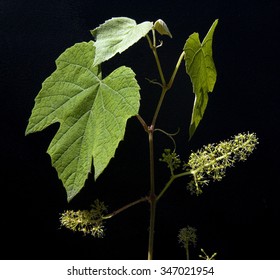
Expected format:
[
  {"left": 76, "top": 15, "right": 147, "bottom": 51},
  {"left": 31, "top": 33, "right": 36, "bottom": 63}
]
[
  {"left": 145, "top": 32, "right": 185, "bottom": 260},
  {"left": 147, "top": 126, "right": 156, "bottom": 260}
]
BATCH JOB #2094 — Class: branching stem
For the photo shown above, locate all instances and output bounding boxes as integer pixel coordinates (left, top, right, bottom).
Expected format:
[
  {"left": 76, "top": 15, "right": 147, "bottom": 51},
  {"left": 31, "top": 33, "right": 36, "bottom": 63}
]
[
  {"left": 157, "top": 171, "right": 191, "bottom": 201},
  {"left": 144, "top": 31, "right": 186, "bottom": 259},
  {"left": 103, "top": 196, "right": 149, "bottom": 219},
  {"left": 136, "top": 114, "right": 148, "bottom": 132}
]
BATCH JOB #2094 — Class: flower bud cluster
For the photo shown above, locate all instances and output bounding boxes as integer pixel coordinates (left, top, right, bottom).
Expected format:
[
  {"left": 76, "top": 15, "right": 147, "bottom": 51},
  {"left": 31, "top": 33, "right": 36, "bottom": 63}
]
[
  {"left": 159, "top": 148, "right": 181, "bottom": 175},
  {"left": 60, "top": 199, "right": 107, "bottom": 237},
  {"left": 185, "top": 132, "right": 258, "bottom": 195},
  {"left": 178, "top": 226, "right": 197, "bottom": 248}
]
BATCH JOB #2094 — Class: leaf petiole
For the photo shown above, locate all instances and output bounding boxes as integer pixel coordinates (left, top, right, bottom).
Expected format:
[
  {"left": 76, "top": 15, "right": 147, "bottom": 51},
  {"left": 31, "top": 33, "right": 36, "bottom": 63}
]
[{"left": 146, "top": 33, "right": 166, "bottom": 86}]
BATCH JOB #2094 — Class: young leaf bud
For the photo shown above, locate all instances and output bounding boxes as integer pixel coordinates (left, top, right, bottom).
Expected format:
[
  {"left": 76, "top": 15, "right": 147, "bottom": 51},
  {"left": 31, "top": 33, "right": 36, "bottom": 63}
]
[{"left": 153, "top": 19, "right": 173, "bottom": 38}]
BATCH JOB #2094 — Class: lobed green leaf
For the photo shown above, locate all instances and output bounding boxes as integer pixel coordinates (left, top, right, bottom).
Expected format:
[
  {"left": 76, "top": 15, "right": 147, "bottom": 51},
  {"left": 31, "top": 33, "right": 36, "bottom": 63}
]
[
  {"left": 26, "top": 41, "right": 140, "bottom": 201},
  {"left": 184, "top": 19, "right": 218, "bottom": 139}
]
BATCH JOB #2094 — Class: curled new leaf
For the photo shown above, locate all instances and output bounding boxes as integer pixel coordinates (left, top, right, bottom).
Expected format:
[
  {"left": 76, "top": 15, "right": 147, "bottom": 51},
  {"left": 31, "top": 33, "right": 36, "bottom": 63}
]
[
  {"left": 153, "top": 19, "right": 172, "bottom": 38},
  {"left": 26, "top": 41, "right": 140, "bottom": 201}
]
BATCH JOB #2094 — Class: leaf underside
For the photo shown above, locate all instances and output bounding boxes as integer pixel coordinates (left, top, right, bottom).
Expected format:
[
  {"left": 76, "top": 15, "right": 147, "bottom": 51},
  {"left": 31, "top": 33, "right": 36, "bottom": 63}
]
[
  {"left": 91, "top": 17, "right": 153, "bottom": 66},
  {"left": 184, "top": 19, "right": 218, "bottom": 140},
  {"left": 26, "top": 41, "right": 140, "bottom": 201}
]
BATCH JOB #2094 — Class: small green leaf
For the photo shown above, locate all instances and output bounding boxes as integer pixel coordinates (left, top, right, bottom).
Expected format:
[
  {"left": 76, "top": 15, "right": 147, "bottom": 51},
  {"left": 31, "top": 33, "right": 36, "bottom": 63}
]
[
  {"left": 91, "top": 17, "right": 153, "bottom": 66},
  {"left": 153, "top": 19, "right": 172, "bottom": 38},
  {"left": 26, "top": 41, "right": 140, "bottom": 201},
  {"left": 184, "top": 19, "right": 218, "bottom": 139}
]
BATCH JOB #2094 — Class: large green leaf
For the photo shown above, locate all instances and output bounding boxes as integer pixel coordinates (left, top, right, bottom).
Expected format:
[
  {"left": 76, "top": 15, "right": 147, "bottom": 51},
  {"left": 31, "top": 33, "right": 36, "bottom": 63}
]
[
  {"left": 26, "top": 41, "right": 140, "bottom": 201},
  {"left": 184, "top": 19, "right": 218, "bottom": 139},
  {"left": 91, "top": 17, "right": 153, "bottom": 66}
]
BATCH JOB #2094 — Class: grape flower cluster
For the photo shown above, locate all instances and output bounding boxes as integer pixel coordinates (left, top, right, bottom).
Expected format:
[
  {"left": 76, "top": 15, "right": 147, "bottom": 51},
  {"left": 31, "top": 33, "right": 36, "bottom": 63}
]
[
  {"left": 60, "top": 199, "right": 107, "bottom": 237},
  {"left": 178, "top": 226, "right": 197, "bottom": 248},
  {"left": 184, "top": 132, "right": 258, "bottom": 195}
]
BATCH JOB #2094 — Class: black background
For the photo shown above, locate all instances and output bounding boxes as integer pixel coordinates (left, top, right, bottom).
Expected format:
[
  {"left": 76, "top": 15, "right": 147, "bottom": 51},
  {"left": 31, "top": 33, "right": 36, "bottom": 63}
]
[{"left": 1, "top": 0, "right": 280, "bottom": 260}]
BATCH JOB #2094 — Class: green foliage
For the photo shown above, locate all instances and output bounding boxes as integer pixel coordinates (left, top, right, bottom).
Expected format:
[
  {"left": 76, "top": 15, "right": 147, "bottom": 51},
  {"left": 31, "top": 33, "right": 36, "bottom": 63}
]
[
  {"left": 91, "top": 17, "right": 153, "bottom": 66},
  {"left": 25, "top": 17, "right": 258, "bottom": 259},
  {"left": 184, "top": 19, "right": 218, "bottom": 139},
  {"left": 25, "top": 41, "right": 140, "bottom": 201},
  {"left": 26, "top": 18, "right": 219, "bottom": 201}
]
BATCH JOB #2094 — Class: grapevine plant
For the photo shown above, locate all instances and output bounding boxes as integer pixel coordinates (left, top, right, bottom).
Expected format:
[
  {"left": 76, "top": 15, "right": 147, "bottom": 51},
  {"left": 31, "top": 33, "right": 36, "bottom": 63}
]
[{"left": 25, "top": 17, "right": 258, "bottom": 259}]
